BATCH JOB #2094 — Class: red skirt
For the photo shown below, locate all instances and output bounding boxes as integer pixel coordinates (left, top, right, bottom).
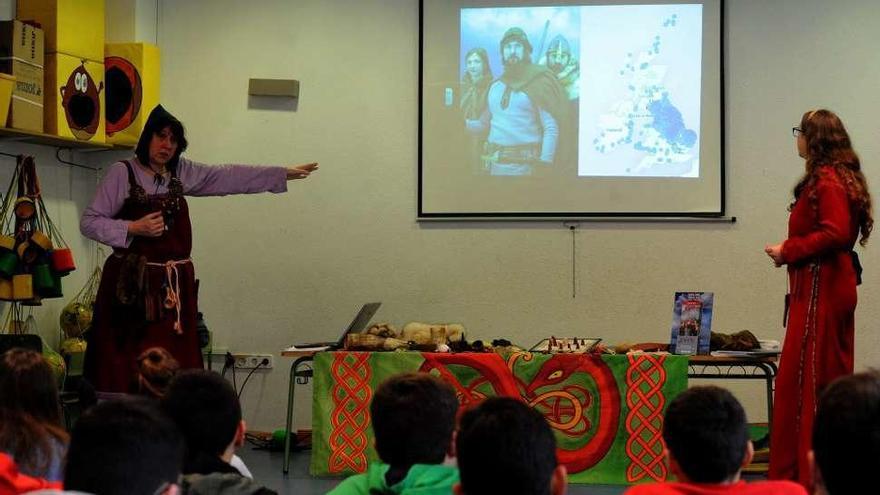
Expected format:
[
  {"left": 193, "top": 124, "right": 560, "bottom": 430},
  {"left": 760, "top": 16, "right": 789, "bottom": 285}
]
[{"left": 83, "top": 254, "right": 202, "bottom": 393}]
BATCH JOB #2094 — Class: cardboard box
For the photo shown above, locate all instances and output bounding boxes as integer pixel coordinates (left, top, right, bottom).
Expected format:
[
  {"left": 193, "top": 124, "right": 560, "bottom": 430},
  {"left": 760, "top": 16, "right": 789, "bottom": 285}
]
[
  {"left": 105, "top": 42, "right": 160, "bottom": 146},
  {"left": 45, "top": 53, "right": 104, "bottom": 142},
  {"left": 0, "top": 21, "right": 44, "bottom": 132},
  {"left": 0, "top": 73, "right": 15, "bottom": 125},
  {"left": 0, "top": 20, "right": 43, "bottom": 65},
  {"left": 18, "top": 0, "right": 105, "bottom": 61}
]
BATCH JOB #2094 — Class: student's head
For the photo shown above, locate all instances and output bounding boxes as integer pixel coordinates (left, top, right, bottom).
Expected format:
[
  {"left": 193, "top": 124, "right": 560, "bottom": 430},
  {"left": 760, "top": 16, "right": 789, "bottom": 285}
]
[
  {"left": 0, "top": 348, "right": 67, "bottom": 476},
  {"left": 0, "top": 348, "right": 62, "bottom": 426},
  {"left": 455, "top": 397, "right": 565, "bottom": 495},
  {"left": 371, "top": 372, "right": 458, "bottom": 468},
  {"left": 64, "top": 398, "right": 183, "bottom": 495},
  {"left": 136, "top": 104, "right": 188, "bottom": 170},
  {"left": 662, "top": 386, "right": 751, "bottom": 484},
  {"left": 135, "top": 346, "right": 180, "bottom": 398},
  {"left": 161, "top": 370, "right": 242, "bottom": 460},
  {"left": 812, "top": 371, "right": 880, "bottom": 495}
]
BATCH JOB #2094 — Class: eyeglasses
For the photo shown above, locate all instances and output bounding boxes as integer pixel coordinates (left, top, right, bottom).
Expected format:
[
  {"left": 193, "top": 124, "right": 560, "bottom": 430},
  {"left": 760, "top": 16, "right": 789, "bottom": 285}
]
[{"left": 792, "top": 127, "right": 804, "bottom": 137}]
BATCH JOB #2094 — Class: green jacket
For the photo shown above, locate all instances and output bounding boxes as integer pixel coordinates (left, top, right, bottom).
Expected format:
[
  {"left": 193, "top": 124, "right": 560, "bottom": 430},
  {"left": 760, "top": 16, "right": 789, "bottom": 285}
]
[{"left": 327, "top": 463, "right": 459, "bottom": 495}]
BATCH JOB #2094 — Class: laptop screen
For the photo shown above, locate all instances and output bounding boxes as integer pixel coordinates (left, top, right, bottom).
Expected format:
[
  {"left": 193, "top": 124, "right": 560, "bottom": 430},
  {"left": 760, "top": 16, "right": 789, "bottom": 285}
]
[{"left": 332, "top": 302, "right": 382, "bottom": 349}]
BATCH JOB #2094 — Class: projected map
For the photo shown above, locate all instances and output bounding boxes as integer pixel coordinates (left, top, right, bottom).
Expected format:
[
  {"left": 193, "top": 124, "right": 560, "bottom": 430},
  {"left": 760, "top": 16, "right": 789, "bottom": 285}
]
[{"left": 579, "top": 5, "right": 703, "bottom": 177}]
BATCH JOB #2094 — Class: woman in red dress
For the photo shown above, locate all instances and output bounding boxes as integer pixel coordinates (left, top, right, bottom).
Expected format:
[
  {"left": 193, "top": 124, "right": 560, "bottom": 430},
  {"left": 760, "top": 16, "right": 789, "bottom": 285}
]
[{"left": 764, "top": 109, "right": 872, "bottom": 487}]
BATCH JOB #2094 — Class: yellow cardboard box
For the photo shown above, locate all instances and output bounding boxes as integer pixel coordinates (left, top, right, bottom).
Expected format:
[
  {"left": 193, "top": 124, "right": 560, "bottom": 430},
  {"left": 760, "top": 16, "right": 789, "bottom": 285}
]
[
  {"left": 0, "top": 21, "right": 44, "bottom": 132},
  {"left": 0, "top": 73, "right": 15, "bottom": 125},
  {"left": 105, "top": 42, "right": 160, "bottom": 146},
  {"left": 18, "top": 0, "right": 104, "bottom": 61},
  {"left": 45, "top": 53, "right": 104, "bottom": 142}
]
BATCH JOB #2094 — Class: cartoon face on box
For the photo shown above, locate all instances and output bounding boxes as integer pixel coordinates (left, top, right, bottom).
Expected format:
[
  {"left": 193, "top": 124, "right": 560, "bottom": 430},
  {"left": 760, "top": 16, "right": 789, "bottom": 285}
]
[
  {"left": 60, "top": 62, "right": 104, "bottom": 140},
  {"left": 105, "top": 56, "right": 142, "bottom": 136}
]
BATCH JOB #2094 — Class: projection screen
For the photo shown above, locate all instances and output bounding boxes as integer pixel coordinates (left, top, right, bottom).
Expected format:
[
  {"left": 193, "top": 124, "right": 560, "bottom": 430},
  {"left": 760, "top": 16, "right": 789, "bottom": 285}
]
[{"left": 419, "top": 0, "right": 724, "bottom": 219}]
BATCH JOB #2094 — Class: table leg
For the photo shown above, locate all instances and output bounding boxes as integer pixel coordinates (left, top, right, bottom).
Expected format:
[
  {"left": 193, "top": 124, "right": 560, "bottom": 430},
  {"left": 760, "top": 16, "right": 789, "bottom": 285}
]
[
  {"left": 765, "top": 362, "right": 778, "bottom": 433},
  {"left": 753, "top": 361, "right": 776, "bottom": 436},
  {"left": 283, "top": 357, "right": 306, "bottom": 474}
]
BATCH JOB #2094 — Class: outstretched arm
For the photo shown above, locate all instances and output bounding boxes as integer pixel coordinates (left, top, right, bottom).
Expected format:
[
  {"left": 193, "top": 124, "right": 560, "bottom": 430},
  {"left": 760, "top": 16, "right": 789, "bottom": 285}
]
[{"left": 181, "top": 158, "right": 318, "bottom": 196}]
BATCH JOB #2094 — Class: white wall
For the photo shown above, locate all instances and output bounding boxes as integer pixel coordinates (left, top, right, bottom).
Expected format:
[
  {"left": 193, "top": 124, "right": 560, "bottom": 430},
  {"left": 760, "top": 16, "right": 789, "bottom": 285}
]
[{"left": 152, "top": 0, "right": 880, "bottom": 431}]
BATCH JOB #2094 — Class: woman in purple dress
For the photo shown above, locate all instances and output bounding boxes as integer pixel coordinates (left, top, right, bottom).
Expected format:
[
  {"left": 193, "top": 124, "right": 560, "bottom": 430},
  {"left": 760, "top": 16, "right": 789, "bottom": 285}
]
[{"left": 80, "top": 105, "right": 318, "bottom": 394}]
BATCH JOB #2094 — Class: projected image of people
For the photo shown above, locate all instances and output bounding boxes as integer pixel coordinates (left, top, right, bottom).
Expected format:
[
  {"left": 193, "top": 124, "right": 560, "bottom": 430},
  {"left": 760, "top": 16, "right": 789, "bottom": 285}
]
[
  {"left": 461, "top": 7, "right": 575, "bottom": 176},
  {"left": 461, "top": 48, "right": 492, "bottom": 120},
  {"left": 423, "top": 2, "right": 721, "bottom": 216},
  {"left": 540, "top": 34, "right": 580, "bottom": 173},
  {"left": 460, "top": 48, "right": 493, "bottom": 174}
]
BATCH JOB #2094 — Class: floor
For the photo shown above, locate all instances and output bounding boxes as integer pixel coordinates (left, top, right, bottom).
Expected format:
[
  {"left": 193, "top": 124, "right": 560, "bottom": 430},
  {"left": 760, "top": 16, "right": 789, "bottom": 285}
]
[{"left": 238, "top": 447, "right": 629, "bottom": 495}]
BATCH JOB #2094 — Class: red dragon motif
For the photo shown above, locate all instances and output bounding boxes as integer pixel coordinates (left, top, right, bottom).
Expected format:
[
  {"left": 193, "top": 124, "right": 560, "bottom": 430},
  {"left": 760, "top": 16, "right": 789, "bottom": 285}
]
[{"left": 419, "top": 351, "right": 621, "bottom": 473}]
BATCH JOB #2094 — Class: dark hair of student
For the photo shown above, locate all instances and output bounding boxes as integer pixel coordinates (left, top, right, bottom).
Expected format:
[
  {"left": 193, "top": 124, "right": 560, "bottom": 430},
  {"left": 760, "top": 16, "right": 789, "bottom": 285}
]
[
  {"left": 370, "top": 372, "right": 458, "bottom": 483},
  {"left": 0, "top": 348, "right": 68, "bottom": 477},
  {"left": 662, "top": 386, "right": 749, "bottom": 483},
  {"left": 813, "top": 371, "right": 880, "bottom": 495},
  {"left": 456, "top": 397, "right": 558, "bottom": 495},
  {"left": 161, "top": 369, "right": 241, "bottom": 471},
  {"left": 135, "top": 346, "right": 180, "bottom": 398},
  {"left": 64, "top": 397, "right": 183, "bottom": 495}
]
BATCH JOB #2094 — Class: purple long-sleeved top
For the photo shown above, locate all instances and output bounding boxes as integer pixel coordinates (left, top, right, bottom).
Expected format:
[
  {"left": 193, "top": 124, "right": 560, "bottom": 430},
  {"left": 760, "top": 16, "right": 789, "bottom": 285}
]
[{"left": 80, "top": 157, "right": 287, "bottom": 248}]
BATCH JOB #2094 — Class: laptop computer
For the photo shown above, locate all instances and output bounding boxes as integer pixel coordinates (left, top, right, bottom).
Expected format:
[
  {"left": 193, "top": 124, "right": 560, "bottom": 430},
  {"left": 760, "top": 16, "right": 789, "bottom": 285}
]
[{"left": 286, "top": 302, "right": 382, "bottom": 352}]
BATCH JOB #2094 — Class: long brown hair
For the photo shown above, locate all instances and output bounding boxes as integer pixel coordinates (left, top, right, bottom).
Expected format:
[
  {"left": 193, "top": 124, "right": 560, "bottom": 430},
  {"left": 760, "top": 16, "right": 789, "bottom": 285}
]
[
  {"left": 793, "top": 109, "right": 873, "bottom": 245},
  {"left": 0, "top": 348, "right": 68, "bottom": 476}
]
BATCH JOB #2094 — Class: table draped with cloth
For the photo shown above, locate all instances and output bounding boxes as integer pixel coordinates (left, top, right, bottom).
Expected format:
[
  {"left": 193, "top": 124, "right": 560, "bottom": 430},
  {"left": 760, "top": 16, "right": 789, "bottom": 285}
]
[{"left": 309, "top": 351, "right": 687, "bottom": 484}]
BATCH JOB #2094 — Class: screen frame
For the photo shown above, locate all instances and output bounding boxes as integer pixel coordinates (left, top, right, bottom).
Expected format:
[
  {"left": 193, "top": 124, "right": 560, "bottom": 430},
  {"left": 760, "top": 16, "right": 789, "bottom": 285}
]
[{"left": 417, "top": 0, "right": 726, "bottom": 220}]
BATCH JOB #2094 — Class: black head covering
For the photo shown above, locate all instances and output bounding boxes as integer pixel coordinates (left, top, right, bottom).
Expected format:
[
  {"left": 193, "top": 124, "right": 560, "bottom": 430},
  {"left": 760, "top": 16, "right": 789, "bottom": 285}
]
[{"left": 135, "top": 104, "right": 189, "bottom": 173}]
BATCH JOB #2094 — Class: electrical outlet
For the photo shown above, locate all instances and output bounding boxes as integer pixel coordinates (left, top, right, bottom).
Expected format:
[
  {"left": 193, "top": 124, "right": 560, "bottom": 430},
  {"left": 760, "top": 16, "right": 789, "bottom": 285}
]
[{"left": 232, "top": 353, "right": 274, "bottom": 370}]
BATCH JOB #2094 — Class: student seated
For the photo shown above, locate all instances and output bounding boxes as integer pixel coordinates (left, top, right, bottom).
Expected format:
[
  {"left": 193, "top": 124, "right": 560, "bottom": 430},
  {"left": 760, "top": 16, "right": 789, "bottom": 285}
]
[
  {"left": 454, "top": 397, "right": 566, "bottom": 495},
  {"left": 134, "top": 346, "right": 180, "bottom": 398},
  {"left": 64, "top": 398, "right": 183, "bottom": 495},
  {"left": 161, "top": 369, "right": 275, "bottom": 494},
  {"left": 0, "top": 348, "right": 68, "bottom": 482},
  {"left": 625, "top": 386, "right": 806, "bottom": 495},
  {"left": 329, "top": 372, "right": 460, "bottom": 495},
  {"left": 811, "top": 371, "right": 880, "bottom": 495}
]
